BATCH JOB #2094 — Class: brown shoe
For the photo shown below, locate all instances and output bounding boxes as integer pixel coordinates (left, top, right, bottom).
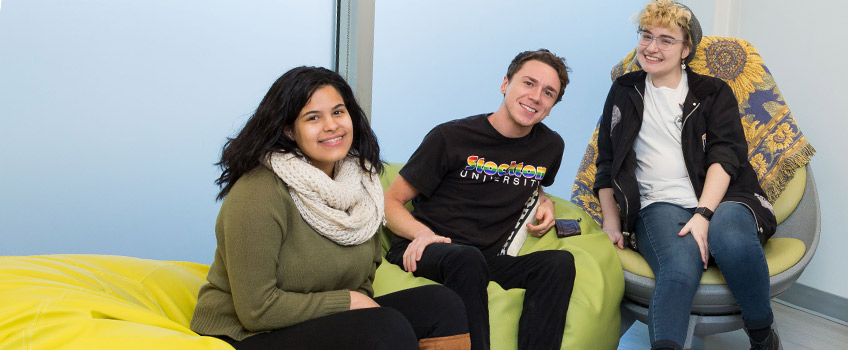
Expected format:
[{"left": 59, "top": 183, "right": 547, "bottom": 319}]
[{"left": 419, "top": 333, "right": 471, "bottom": 350}]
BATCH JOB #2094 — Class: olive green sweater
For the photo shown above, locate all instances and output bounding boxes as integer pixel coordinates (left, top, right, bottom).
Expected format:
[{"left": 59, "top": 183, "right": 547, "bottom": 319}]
[{"left": 190, "top": 167, "right": 382, "bottom": 341}]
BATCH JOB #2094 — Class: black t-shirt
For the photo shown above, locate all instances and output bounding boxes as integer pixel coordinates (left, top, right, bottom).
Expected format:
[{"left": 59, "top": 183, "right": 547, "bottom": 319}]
[{"left": 392, "top": 114, "right": 565, "bottom": 257}]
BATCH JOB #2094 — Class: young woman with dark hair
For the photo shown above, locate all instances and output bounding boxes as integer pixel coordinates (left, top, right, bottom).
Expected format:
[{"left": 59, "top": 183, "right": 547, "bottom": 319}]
[
  {"left": 191, "top": 66, "right": 470, "bottom": 350},
  {"left": 214, "top": 66, "right": 381, "bottom": 200}
]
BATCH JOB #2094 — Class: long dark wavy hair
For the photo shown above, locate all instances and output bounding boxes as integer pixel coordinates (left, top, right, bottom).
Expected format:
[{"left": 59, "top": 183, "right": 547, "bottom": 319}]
[{"left": 215, "top": 66, "right": 383, "bottom": 200}]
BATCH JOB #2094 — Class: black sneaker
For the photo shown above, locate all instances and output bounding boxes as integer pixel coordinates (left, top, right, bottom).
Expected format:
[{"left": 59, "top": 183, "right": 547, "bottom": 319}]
[{"left": 749, "top": 329, "right": 781, "bottom": 350}]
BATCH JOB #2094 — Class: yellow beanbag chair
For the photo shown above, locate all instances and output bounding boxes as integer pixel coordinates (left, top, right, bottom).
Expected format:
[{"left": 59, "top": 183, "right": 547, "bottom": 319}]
[{"left": 0, "top": 254, "right": 231, "bottom": 350}]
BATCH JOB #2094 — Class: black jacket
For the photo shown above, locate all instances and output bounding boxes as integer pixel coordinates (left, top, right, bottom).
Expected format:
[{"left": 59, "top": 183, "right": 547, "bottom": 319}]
[{"left": 594, "top": 69, "right": 777, "bottom": 244}]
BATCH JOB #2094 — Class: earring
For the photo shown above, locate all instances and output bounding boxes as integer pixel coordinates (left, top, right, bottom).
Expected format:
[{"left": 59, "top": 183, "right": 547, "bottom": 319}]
[{"left": 681, "top": 62, "right": 686, "bottom": 70}]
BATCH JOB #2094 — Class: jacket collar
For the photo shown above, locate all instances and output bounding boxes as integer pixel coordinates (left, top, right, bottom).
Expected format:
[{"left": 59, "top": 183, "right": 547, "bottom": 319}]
[{"left": 616, "top": 68, "right": 722, "bottom": 100}]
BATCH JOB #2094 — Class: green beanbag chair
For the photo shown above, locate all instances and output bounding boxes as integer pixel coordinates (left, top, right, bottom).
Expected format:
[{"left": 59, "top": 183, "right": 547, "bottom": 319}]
[{"left": 373, "top": 163, "right": 624, "bottom": 350}]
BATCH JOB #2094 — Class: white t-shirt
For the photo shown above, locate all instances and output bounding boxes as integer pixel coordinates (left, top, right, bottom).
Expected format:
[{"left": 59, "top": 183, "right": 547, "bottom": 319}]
[{"left": 634, "top": 71, "right": 698, "bottom": 209}]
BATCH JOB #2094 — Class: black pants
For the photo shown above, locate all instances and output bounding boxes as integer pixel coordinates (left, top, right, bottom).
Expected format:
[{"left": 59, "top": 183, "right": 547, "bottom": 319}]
[
  {"left": 218, "top": 285, "right": 467, "bottom": 350},
  {"left": 387, "top": 242, "right": 576, "bottom": 350}
]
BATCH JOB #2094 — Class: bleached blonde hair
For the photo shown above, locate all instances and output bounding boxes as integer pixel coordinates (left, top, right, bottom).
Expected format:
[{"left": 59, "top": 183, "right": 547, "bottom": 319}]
[{"left": 638, "top": 0, "right": 693, "bottom": 46}]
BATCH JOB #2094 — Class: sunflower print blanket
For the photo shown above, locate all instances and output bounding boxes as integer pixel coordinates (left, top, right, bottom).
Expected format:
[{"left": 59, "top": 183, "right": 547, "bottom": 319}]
[{"left": 571, "top": 36, "right": 815, "bottom": 225}]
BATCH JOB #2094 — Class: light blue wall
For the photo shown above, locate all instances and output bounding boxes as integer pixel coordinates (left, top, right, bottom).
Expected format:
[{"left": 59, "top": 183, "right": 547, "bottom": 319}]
[
  {"left": 0, "top": 0, "right": 336, "bottom": 264},
  {"left": 372, "top": 1, "right": 661, "bottom": 198},
  {"left": 737, "top": 0, "right": 848, "bottom": 299}
]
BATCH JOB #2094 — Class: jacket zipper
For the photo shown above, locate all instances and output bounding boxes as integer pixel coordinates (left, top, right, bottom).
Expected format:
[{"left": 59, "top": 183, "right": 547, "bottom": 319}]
[
  {"left": 613, "top": 178, "right": 629, "bottom": 230},
  {"left": 724, "top": 200, "right": 763, "bottom": 234},
  {"left": 681, "top": 102, "right": 700, "bottom": 127},
  {"left": 681, "top": 102, "right": 701, "bottom": 192}
]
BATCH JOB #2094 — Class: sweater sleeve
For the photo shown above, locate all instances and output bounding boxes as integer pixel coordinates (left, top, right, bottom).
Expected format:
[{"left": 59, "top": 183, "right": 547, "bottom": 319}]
[
  {"left": 355, "top": 235, "right": 383, "bottom": 298},
  {"left": 220, "top": 169, "right": 351, "bottom": 332}
]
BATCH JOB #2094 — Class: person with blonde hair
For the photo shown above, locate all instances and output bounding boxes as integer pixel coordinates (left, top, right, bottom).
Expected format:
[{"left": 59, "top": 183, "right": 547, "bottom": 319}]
[{"left": 594, "top": 1, "right": 780, "bottom": 349}]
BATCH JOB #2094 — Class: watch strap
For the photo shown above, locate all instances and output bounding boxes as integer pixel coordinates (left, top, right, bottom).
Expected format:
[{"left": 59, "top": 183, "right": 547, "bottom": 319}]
[{"left": 695, "top": 206, "right": 714, "bottom": 221}]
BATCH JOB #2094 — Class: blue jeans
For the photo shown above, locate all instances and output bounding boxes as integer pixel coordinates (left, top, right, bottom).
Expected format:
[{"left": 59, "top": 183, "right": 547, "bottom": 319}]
[{"left": 635, "top": 202, "right": 774, "bottom": 348}]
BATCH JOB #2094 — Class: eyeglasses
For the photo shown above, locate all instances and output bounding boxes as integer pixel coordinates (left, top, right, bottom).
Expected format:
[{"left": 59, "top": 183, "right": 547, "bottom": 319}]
[{"left": 637, "top": 31, "right": 685, "bottom": 51}]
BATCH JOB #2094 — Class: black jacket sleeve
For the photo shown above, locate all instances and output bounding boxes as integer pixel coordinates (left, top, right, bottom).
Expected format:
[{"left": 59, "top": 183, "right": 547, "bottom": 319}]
[
  {"left": 704, "top": 79, "right": 745, "bottom": 182},
  {"left": 594, "top": 83, "right": 618, "bottom": 194}
]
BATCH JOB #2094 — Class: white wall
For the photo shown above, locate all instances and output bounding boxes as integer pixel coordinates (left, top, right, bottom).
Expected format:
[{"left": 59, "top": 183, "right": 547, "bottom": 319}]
[
  {"left": 0, "top": 0, "right": 336, "bottom": 264},
  {"left": 732, "top": 0, "right": 848, "bottom": 299}
]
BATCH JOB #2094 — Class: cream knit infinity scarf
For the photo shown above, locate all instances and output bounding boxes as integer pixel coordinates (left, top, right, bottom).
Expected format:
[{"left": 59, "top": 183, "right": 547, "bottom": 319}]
[{"left": 266, "top": 152, "right": 384, "bottom": 246}]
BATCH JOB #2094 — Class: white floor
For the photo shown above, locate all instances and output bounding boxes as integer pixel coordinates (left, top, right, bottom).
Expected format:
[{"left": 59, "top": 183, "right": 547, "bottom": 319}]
[{"left": 617, "top": 302, "right": 848, "bottom": 349}]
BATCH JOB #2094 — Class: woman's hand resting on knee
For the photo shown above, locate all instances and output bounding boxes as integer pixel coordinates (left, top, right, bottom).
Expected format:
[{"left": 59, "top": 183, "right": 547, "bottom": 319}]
[
  {"left": 681, "top": 164, "right": 731, "bottom": 270},
  {"left": 678, "top": 215, "right": 710, "bottom": 269},
  {"left": 349, "top": 291, "right": 380, "bottom": 310}
]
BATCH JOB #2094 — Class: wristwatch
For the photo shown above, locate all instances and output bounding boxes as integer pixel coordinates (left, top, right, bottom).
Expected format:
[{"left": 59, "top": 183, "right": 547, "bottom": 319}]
[{"left": 695, "top": 207, "right": 714, "bottom": 221}]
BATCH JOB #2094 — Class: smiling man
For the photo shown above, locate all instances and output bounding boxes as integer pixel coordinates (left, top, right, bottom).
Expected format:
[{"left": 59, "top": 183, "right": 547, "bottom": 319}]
[{"left": 384, "top": 49, "right": 574, "bottom": 350}]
